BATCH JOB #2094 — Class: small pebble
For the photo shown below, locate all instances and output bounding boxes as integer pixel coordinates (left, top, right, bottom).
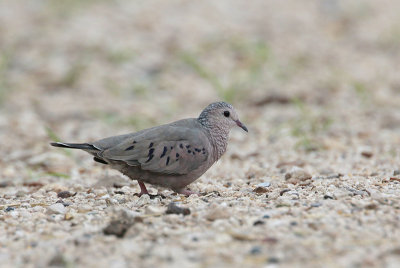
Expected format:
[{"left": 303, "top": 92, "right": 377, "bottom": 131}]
[
  {"left": 394, "top": 170, "right": 400, "bottom": 176},
  {"left": 5, "top": 206, "right": 15, "bottom": 212},
  {"left": 361, "top": 151, "right": 373, "bottom": 158},
  {"left": 262, "top": 214, "right": 270, "bottom": 219},
  {"left": 253, "top": 220, "right": 265, "bottom": 226},
  {"left": 57, "top": 191, "right": 76, "bottom": 198},
  {"left": 205, "top": 204, "right": 229, "bottom": 221},
  {"left": 47, "top": 203, "right": 67, "bottom": 215},
  {"left": 103, "top": 220, "right": 133, "bottom": 238},
  {"left": 268, "top": 257, "right": 280, "bottom": 264},
  {"left": 256, "top": 182, "right": 271, "bottom": 187},
  {"left": 0, "top": 181, "right": 13, "bottom": 188},
  {"left": 253, "top": 187, "right": 268, "bottom": 194},
  {"left": 285, "top": 167, "right": 312, "bottom": 184},
  {"left": 16, "top": 190, "right": 27, "bottom": 197},
  {"left": 166, "top": 203, "right": 191, "bottom": 216},
  {"left": 250, "top": 246, "right": 262, "bottom": 255}
]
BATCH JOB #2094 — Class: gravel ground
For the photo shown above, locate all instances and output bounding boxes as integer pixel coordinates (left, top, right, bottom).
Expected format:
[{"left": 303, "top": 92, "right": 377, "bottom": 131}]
[{"left": 1, "top": 1, "right": 400, "bottom": 267}]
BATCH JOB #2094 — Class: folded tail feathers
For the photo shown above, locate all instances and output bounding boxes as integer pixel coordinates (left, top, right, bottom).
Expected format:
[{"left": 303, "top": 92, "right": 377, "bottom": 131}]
[{"left": 50, "top": 142, "right": 100, "bottom": 151}]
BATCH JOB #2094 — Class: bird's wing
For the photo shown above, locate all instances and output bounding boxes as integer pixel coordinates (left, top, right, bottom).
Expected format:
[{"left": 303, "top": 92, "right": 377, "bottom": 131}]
[{"left": 100, "top": 125, "right": 210, "bottom": 175}]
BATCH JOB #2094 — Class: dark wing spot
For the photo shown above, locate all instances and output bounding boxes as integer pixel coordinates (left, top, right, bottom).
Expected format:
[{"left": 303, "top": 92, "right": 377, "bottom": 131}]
[
  {"left": 133, "top": 141, "right": 137, "bottom": 144},
  {"left": 195, "top": 148, "right": 201, "bottom": 152},
  {"left": 145, "top": 154, "right": 154, "bottom": 163},
  {"left": 125, "top": 145, "right": 135, "bottom": 151},
  {"left": 170, "top": 146, "right": 173, "bottom": 149},
  {"left": 93, "top": 157, "right": 108, "bottom": 164},
  {"left": 166, "top": 156, "right": 170, "bottom": 166},
  {"left": 160, "top": 146, "right": 167, "bottom": 158},
  {"left": 188, "top": 150, "right": 191, "bottom": 153},
  {"left": 148, "top": 142, "right": 154, "bottom": 148},
  {"left": 180, "top": 144, "right": 183, "bottom": 149},
  {"left": 192, "top": 152, "right": 195, "bottom": 155},
  {"left": 186, "top": 145, "right": 191, "bottom": 148},
  {"left": 148, "top": 148, "right": 155, "bottom": 156},
  {"left": 176, "top": 153, "right": 179, "bottom": 157}
]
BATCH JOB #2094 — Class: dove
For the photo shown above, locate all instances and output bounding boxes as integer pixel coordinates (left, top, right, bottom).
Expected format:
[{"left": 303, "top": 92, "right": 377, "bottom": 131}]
[{"left": 50, "top": 101, "right": 248, "bottom": 196}]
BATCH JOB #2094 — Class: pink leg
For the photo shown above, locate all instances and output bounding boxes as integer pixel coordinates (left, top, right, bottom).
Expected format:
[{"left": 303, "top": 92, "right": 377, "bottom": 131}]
[{"left": 136, "top": 181, "right": 149, "bottom": 197}]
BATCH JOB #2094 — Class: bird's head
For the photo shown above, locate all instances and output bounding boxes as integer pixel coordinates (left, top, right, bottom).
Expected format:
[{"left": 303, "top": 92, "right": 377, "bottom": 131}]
[{"left": 198, "top": 101, "right": 248, "bottom": 133}]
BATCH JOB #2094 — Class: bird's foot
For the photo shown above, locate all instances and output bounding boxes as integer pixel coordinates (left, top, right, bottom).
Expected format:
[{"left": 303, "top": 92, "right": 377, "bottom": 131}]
[
  {"left": 133, "top": 181, "right": 165, "bottom": 199},
  {"left": 176, "top": 189, "right": 198, "bottom": 197}
]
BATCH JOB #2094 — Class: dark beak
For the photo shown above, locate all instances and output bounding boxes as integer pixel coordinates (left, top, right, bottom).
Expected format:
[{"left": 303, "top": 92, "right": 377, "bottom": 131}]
[{"left": 235, "top": 120, "right": 248, "bottom": 132}]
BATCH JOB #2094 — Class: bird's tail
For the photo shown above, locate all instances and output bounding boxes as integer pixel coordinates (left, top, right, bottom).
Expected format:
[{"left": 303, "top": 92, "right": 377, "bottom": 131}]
[{"left": 50, "top": 142, "right": 99, "bottom": 151}]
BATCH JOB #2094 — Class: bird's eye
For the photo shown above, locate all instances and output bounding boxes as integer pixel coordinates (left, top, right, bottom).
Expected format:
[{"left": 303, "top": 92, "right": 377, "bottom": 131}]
[{"left": 223, "top": 111, "right": 230, "bottom": 117}]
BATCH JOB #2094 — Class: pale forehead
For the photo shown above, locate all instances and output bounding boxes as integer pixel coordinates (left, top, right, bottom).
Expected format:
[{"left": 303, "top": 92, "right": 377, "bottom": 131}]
[{"left": 204, "top": 101, "right": 234, "bottom": 112}]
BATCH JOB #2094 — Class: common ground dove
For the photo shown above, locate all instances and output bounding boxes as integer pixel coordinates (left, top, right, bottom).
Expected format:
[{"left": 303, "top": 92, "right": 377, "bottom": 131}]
[{"left": 51, "top": 102, "right": 248, "bottom": 196}]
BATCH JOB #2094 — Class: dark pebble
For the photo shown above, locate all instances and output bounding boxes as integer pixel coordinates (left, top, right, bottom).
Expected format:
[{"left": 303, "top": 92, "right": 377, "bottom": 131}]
[
  {"left": 5, "top": 207, "right": 14, "bottom": 212},
  {"left": 250, "top": 246, "right": 262, "bottom": 255},
  {"left": 324, "top": 195, "right": 334, "bottom": 200},
  {"left": 253, "top": 220, "right": 265, "bottom": 226},
  {"left": 394, "top": 170, "right": 400, "bottom": 176},
  {"left": 267, "top": 257, "right": 280, "bottom": 264},
  {"left": 57, "top": 191, "right": 76, "bottom": 198},
  {"left": 326, "top": 174, "right": 341, "bottom": 179},
  {"left": 166, "top": 202, "right": 190, "bottom": 216},
  {"left": 0, "top": 181, "right": 13, "bottom": 188},
  {"left": 290, "top": 221, "right": 298, "bottom": 226},
  {"left": 253, "top": 187, "right": 268, "bottom": 194},
  {"left": 361, "top": 151, "right": 373, "bottom": 158},
  {"left": 103, "top": 220, "right": 133, "bottom": 238},
  {"left": 114, "top": 191, "right": 125, "bottom": 195},
  {"left": 262, "top": 214, "right": 270, "bottom": 219},
  {"left": 48, "top": 254, "right": 67, "bottom": 267}
]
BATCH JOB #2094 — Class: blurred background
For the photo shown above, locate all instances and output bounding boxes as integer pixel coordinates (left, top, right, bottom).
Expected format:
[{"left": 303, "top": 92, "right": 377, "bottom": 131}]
[
  {"left": 1, "top": 0, "right": 399, "bottom": 153},
  {"left": 1, "top": 0, "right": 400, "bottom": 267}
]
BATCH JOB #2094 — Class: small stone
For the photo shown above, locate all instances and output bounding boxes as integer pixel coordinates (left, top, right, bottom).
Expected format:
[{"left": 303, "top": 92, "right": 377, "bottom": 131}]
[
  {"left": 268, "top": 257, "right": 280, "bottom": 263},
  {"left": 64, "top": 213, "right": 74, "bottom": 220},
  {"left": 310, "top": 202, "right": 322, "bottom": 208},
  {"left": 16, "top": 190, "right": 27, "bottom": 197},
  {"left": 262, "top": 214, "right": 270, "bottom": 219},
  {"left": 48, "top": 254, "right": 67, "bottom": 267},
  {"left": 324, "top": 195, "right": 334, "bottom": 199},
  {"left": 57, "top": 191, "right": 76, "bottom": 198},
  {"left": 365, "top": 203, "right": 378, "bottom": 210},
  {"left": 394, "top": 170, "right": 400, "bottom": 176},
  {"left": 205, "top": 204, "right": 229, "bottom": 221},
  {"left": 47, "top": 203, "right": 67, "bottom": 214},
  {"left": 103, "top": 220, "right": 133, "bottom": 238},
  {"left": 253, "top": 220, "right": 265, "bottom": 226},
  {"left": 285, "top": 167, "right": 312, "bottom": 184},
  {"left": 5, "top": 206, "right": 14, "bottom": 212},
  {"left": 145, "top": 205, "right": 163, "bottom": 214},
  {"left": 361, "top": 151, "right": 373, "bottom": 158},
  {"left": 20, "top": 203, "right": 30, "bottom": 208},
  {"left": 166, "top": 203, "right": 190, "bottom": 216},
  {"left": 253, "top": 187, "right": 268, "bottom": 194},
  {"left": 256, "top": 182, "right": 271, "bottom": 187},
  {"left": 0, "top": 181, "right": 13, "bottom": 188},
  {"left": 326, "top": 173, "right": 341, "bottom": 179},
  {"left": 78, "top": 205, "right": 92, "bottom": 213},
  {"left": 136, "top": 194, "right": 150, "bottom": 207},
  {"left": 250, "top": 246, "right": 262, "bottom": 255}
]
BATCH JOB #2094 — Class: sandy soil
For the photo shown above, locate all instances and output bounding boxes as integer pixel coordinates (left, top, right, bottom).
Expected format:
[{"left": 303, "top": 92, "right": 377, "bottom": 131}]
[{"left": 1, "top": 0, "right": 400, "bottom": 267}]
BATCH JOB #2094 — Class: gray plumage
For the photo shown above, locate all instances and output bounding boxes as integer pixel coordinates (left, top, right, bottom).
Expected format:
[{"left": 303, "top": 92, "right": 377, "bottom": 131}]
[{"left": 51, "top": 101, "right": 248, "bottom": 196}]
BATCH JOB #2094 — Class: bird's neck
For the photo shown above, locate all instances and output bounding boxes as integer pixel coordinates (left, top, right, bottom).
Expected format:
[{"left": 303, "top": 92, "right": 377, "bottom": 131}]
[
  {"left": 207, "top": 125, "right": 229, "bottom": 161},
  {"left": 197, "top": 117, "right": 230, "bottom": 161}
]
